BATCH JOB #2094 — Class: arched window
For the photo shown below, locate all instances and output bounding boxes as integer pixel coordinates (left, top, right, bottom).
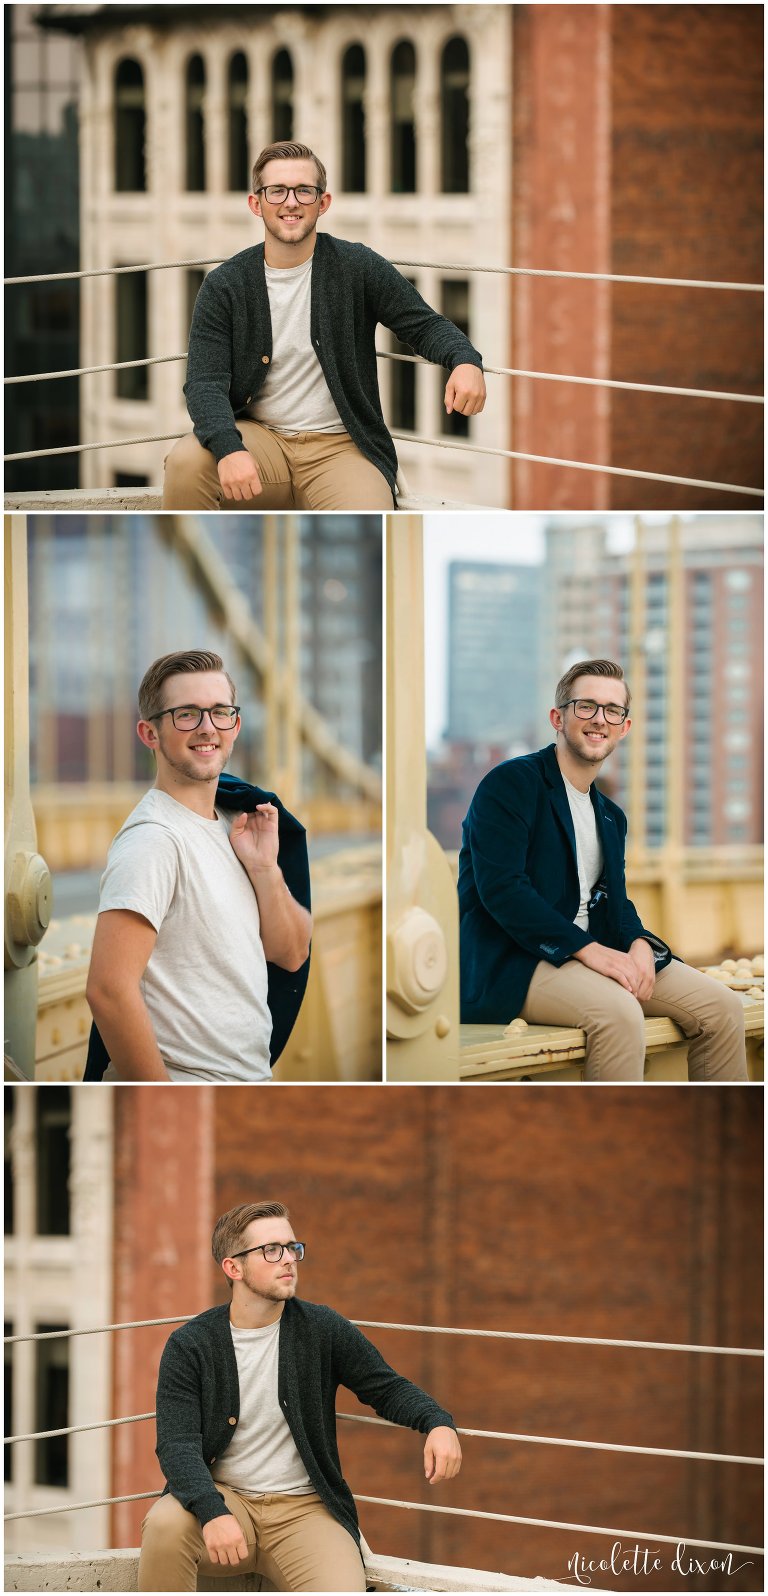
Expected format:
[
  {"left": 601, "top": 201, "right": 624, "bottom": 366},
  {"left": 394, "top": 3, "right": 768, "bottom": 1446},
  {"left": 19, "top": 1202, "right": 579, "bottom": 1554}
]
[
  {"left": 271, "top": 50, "right": 294, "bottom": 141},
  {"left": 341, "top": 45, "right": 366, "bottom": 192},
  {"left": 227, "top": 52, "right": 249, "bottom": 191},
  {"left": 114, "top": 58, "right": 146, "bottom": 192},
  {"left": 185, "top": 54, "right": 206, "bottom": 191},
  {"left": 390, "top": 41, "right": 416, "bottom": 193},
  {"left": 440, "top": 37, "right": 470, "bottom": 192}
]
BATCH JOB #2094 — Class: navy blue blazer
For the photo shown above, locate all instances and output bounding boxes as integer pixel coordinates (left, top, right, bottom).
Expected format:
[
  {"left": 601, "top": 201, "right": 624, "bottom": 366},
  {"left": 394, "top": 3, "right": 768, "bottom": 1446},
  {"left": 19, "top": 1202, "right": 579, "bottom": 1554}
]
[
  {"left": 83, "top": 774, "right": 311, "bottom": 1079},
  {"left": 458, "top": 743, "right": 672, "bottom": 1023}
]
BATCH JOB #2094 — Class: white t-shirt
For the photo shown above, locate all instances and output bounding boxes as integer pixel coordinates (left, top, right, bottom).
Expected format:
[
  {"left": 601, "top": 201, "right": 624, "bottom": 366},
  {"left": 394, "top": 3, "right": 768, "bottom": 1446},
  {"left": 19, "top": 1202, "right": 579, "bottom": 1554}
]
[
  {"left": 562, "top": 775, "right": 604, "bottom": 933},
  {"left": 248, "top": 257, "right": 346, "bottom": 435},
  {"left": 212, "top": 1318, "right": 313, "bottom": 1496},
  {"left": 97, "top": 788, "right": 272, "bottom": 1082}
]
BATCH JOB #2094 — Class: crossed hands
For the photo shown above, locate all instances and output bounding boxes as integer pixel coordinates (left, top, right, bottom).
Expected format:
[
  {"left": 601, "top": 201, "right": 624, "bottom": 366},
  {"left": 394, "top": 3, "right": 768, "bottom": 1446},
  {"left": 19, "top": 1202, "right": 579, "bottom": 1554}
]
[{"left": 574, "top": 937, "right": 657, "bottom": 1001}]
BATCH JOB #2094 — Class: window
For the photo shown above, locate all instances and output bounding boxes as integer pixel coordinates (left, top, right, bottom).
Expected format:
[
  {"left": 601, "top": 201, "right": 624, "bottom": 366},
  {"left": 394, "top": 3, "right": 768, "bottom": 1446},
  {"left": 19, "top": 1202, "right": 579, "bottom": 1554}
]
[
  {"left": 34, "top": 1327, "right": 69, "bottom": 1487},
  {"left": 115, "top": 270, "right": 148, "bottom": 400},
  {"left": 185, "top": 55, "right": 206, "bottom": 191},
  {"left": 113, "top": 471, "right": 149, "bottom": 487},
  {"left": 114, "top": 59, "right": 146, "bottom": 191},
  {"left": 440, "top": 37, "right": 469, "bottom": 192},
  {"left": 35, "top": 1087, "right": 70, "bottom": 1236},
  {"left": 341, "top": 45, "right": 366, "bottom": 192},
  {"left": 227, "top": 52, "right": 249, "bottom": 191},
  {"left": 390, "top": 275, "right": 417, "bottom": 431},
  {"left": 391, "top": 41, "right": 416, "bottom": 192},
  {"left": 271, "top": 49, "right": 294, "bottom": 141},
  {"left": 440, "top": 281, "right": 470, "bottom": 437}
]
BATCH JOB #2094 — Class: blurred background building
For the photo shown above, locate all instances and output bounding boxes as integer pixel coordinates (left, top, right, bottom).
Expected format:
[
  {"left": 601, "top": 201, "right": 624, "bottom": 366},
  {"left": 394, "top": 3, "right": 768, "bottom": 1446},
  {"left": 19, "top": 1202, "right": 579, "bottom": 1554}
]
[
  {"left": 5, "top": 3, "right": 762, "bottom": 510},
  {"left": 427, "top": 513, "right": 764, "bottom": 873},
  {"left": 4, "top": 1083, "right": 763, "bottom": 1590},
  {"left": 5, "top": 512, "right": 382, "bottom": 1080}
]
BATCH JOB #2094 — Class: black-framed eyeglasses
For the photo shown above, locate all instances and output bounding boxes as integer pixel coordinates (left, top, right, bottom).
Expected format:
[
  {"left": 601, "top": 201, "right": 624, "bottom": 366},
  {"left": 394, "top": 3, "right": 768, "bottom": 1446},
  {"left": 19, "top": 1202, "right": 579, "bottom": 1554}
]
[
  {"left": 560, "top": 698, "right": 628, "bottom": 726},
  {"left": 231, "top": 1242, "right": 306, "bottom": 1263},
  {"left": 255, "top": 184, "right": 323, "bottom": 204},
  {"left": 148, "top": 704, "right": 240, "bottom": 731}
]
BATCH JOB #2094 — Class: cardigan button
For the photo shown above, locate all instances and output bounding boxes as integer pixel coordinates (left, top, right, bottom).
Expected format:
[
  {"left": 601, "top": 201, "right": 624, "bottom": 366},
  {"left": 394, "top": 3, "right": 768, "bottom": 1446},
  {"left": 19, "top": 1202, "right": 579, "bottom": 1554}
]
[
  {"left": 261, "top": 355, "right": 270, "bottom": 364},
  {"left": 228, "top": 1416, "right": 237, "bottom": 1425}
]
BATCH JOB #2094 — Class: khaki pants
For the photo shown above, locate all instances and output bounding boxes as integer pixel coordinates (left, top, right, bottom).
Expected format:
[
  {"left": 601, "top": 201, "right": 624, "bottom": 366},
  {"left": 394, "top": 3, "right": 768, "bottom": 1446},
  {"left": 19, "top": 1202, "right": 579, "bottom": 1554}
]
[
  {"left": 520, "top": 958, "right": 749, "bottom": 1082},
  {"left": 163, "top": 423, "right": 394, "bottom": 511},
  {"left": 139, "top": 1487, "right": 366, "bottom": 1593}
]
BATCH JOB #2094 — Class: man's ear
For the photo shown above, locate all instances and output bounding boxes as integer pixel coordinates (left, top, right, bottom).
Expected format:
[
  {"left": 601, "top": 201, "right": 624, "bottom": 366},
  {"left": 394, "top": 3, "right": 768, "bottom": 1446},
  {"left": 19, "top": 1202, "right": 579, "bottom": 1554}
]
[
  {"left": 137, "top": 718, "right": 158, "bottom": 750},
  {"left": 549, "top": 706, "right": 563, "bottom": 732},
  {"left": 221, "top": 1257, "right": 241, "bottom": 1285},
  {"left": 248, "top": 193, "right": 262, "bottom": 221},
  {"left": 318, "top": 191, "right": 332, "bottom": 217}
]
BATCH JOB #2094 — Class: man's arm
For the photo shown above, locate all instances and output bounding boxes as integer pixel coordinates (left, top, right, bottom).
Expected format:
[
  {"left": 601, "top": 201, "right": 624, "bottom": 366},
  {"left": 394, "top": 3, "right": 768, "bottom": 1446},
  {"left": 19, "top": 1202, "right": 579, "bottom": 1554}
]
[
  {"left": 366, "top": 254, "right": 484, "bottom": 395},
  {"left": 155, "top": 1334, "right": 234, "bottom": 1528},
  {"left": 183, "top": 273, "right": 253, "bottom": 481},
  {"left": 332, "top": 1314, "right": 457, "bottom": 1437},
  {"left": 86, "top": 910, "right": 171, "bottom": 1080},
  {"left": 462, "top": 772, "right": 595, "bottom": 967},
  {"left": 229, "top": 805, "right": 312, "bottom": 971}
]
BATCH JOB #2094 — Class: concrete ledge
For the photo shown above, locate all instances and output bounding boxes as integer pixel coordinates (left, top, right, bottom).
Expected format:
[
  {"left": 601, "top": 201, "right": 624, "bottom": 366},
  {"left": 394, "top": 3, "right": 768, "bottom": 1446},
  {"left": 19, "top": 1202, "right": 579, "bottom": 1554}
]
[
  {"left": 460, "top": 1001, "right": 765, "bottom": 1083},
  {"left": 3, "top": 1550, "right": 614, "bottom": 1593},
  {"left": 3, "top": 488, "right": 479, "bottom": 512}
]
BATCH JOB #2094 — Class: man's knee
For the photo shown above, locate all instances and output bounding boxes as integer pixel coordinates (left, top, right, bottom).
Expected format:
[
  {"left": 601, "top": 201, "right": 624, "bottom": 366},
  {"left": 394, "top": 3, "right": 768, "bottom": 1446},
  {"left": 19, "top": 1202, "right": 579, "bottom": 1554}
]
[
  {"left": 706, "top": 980, "right": 746, "bottom": 1039},
  {"left": 164, "top": 432, "right": 214, "bottom": 481},
  {"left": 588, "top": 988, "right": 646, "bottom": 1059},
  {"left": 141, "top": 1491, "right": 200, "bottom": 1550}
]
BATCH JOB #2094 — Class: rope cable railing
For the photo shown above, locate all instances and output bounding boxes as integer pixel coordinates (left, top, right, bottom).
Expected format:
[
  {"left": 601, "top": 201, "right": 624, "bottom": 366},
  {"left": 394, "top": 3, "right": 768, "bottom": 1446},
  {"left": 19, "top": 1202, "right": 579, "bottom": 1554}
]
[
  {"left": 5, "top": 257, "right": 764, "bottom": 291},
  {"left": 4, "top": 1488, "right": 763, "bottom": 1556},
  {"left": 4, "top": 429, "right": 761, "bottom": 499},
  {"left": 5, "top": 1315, "right": 764, "bottom": 1354},
  {"left": 4, "top": 1406, "right": 763, "bottom": 1468},
  {"left": 5, "top": 347, "right": 764, "bottom": 407}
]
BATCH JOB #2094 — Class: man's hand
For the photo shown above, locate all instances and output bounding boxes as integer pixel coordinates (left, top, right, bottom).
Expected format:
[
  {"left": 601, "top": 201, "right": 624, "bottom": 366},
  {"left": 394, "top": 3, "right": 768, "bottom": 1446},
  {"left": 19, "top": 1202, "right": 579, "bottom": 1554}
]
[
  {"left": 444, "top": 364, "right": 486, "bottom": 417},
  {"left": 228, "top": 804, "right": 280, "bottom": 875},
  {"left": 628, "top": 937, "right": 657, "bottom": 1001},
  {"left": 218, "top": 451, "right": 263, "bottom": 501},
  {"left": 202, "top": 1513, "right": 249, "bottom": 1566},
  {"left": 424, "top": 1426, "right": 462, "bottom": 1485},
  {"left": 572, "top": 941, "right": 641, "bottom": 995}
]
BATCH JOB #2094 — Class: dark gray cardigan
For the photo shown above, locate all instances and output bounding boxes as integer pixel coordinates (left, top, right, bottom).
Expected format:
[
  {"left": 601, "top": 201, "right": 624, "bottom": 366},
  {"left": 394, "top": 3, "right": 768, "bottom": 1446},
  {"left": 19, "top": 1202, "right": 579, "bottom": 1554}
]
[
  {"left": 184, "top": 232, "right": 484, "bottom": 493},
  {"left": 155, "top": 1299, "right": 456, "bottom": 1545}
]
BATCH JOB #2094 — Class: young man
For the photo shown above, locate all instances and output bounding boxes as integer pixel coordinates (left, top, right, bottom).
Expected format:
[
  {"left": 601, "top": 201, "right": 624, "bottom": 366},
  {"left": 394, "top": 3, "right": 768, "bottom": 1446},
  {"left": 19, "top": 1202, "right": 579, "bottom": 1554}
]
[
  {"left": 139, "top": 1201, "right": 462, "bottom": 1593},
  {"left": 162, "top": 140, "right": 486, "bottom": 512},
  {"left": 85, "top": 651, "right": 311, "bottom": 1082},
  {"left": 458, "top": 659, "right": 748, "bottom": 1082}
]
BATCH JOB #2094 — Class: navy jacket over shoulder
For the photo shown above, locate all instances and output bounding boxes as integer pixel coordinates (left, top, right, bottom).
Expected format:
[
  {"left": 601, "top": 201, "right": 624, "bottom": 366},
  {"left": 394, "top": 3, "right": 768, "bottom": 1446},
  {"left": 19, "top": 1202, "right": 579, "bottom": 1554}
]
[
  {"left": 458, "top": 743, "right": 673, "bottom": 1023},
  {"left": 83, "top": 774, "right": 311, "bottom": 1079},
  {"left": 155, "top": 1299, "right": 456, "bottom": 1543},
  {"left": 184, "top": 233, "right": 483, "bottom": 493}
]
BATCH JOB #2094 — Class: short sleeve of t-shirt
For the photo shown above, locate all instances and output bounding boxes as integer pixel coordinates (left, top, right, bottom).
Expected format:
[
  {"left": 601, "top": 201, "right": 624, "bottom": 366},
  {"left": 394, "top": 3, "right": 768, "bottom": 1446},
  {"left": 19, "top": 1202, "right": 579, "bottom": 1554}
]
[{"left": 98, "top": 821, "right": 185, "bottom": 933}]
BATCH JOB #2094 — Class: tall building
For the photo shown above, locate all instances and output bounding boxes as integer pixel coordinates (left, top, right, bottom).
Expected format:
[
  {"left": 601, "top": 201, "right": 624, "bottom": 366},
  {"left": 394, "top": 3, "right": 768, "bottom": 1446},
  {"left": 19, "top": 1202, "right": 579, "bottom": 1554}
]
[
  {"left": 36, "top": 3, "right": 512, "bottom": 507},
  {"left": 446, "top": 560, "right": 541, "bottom": 748},
  {"left": 543, "top": 514, "right": 764, "bottom": 847}
]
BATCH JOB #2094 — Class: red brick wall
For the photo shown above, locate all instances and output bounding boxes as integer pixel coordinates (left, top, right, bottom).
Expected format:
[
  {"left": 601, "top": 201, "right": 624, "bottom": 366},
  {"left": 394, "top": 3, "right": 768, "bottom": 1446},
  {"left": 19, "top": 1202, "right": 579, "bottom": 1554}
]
[
  {"left": 608, "top": 4, "right": 763, "bottom": 509},
  {"left": 511, "top": 4, "right": 763, "bottom": 511},
  {"left": 110, "top": 1085, "right": 216, "bottom": 1547}
]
